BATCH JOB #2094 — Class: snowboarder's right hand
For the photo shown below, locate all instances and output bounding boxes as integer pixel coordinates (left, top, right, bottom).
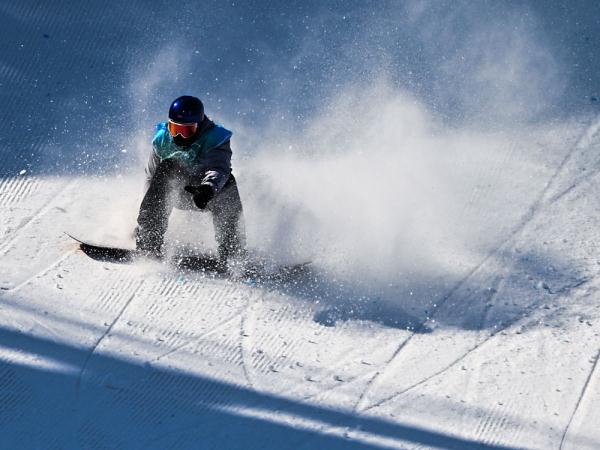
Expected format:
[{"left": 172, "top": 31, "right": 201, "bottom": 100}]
[{"left": 185, "top": 184, "right": 214, "bottom": 209}]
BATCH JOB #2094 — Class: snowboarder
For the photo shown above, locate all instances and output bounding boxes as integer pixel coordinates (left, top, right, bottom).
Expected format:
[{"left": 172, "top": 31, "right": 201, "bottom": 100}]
[{"left": 135, "top": 95, "right": 245, "bottom": 271}]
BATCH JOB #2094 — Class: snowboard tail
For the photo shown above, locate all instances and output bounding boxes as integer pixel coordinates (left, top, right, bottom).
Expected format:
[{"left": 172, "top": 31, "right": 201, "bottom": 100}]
[
  {"left": 66, "top": 233, "right": 136, "bottom": 263},
  {"left": 67, "top": 233, "right": 222, "bottom": 270},
  {"left": 79, "top": 242, "right": 136, "bottom": 262}
]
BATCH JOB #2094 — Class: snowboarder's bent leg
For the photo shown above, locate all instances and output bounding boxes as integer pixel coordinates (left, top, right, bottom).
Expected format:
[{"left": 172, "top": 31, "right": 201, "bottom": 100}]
[
  {"left": 136, "top": 160, "right": 180, "bottom": 255},
  {"left": 209, "top": 174, "right": 246, "bottom": 264}
]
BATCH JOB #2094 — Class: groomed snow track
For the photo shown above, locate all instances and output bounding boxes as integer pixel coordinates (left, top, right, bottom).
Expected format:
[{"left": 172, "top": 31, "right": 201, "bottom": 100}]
[{"left": 0, "top": 120, "right": 599, "bottom": 449}]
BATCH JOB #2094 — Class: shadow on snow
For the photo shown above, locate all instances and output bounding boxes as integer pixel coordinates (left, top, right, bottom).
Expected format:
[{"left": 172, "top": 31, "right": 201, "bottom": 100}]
[{"left": 0, "top": 325, "right": 520, "bottom": 450}]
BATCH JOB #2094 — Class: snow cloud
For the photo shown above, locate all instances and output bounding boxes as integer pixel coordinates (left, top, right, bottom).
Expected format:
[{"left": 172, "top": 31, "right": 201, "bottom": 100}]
[{"left": 235, "top": 1, "right": 574, "bottom": 307}]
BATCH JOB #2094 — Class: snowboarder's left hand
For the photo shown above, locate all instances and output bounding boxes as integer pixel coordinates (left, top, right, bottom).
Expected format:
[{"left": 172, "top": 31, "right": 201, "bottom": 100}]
[{"left": 185, "top": 184, "right": 214, "bottom": 209}]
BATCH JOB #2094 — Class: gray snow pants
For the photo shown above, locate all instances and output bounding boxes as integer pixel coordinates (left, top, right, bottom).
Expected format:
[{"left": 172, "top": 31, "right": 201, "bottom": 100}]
[{"left": 136, "top": 159, "right": 245, "bottom": 259}]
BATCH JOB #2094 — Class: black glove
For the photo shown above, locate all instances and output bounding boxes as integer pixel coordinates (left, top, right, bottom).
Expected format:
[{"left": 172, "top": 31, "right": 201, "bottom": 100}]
[{"left": 185, "top": 184, "right": 215, "bottom": 209}]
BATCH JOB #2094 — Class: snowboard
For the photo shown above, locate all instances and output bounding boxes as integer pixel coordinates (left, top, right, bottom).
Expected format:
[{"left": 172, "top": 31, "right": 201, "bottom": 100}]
[{"left": 66, "top": 233, "right": 311, "bottom": 281}]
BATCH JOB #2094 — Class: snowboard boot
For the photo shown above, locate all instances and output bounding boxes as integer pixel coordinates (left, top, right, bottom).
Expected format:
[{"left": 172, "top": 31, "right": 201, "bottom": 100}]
[
  {"left": 217, "top": 244, "right": 250, "bottom": 277},
  {"left": 135, "top": 227, "right": 163, "bottom": 260}
]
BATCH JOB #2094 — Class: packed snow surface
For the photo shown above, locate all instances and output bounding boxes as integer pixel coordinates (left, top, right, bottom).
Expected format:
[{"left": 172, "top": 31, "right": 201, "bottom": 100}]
[{"left": 2, "top": 1, "right": 600, "bottom": 449}]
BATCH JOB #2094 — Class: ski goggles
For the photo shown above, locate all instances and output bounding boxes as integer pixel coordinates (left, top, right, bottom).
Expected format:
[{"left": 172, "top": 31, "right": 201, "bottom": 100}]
[{"left": 168, "top": 119, "right": 198, "bottom": 139}]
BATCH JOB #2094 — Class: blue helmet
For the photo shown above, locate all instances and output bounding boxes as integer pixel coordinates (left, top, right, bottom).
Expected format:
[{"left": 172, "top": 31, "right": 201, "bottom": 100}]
[{"left": 168, "top": 96, "right": 204, "bottom": 124}]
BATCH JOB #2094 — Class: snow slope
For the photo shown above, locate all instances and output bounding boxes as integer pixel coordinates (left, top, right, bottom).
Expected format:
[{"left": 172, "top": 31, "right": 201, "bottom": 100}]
[
  {"left": 2, "top": 1, "right": 600, "bottom": 449},
  {"left": 2, "top": 117, "right": 600, "bottom": 449}
]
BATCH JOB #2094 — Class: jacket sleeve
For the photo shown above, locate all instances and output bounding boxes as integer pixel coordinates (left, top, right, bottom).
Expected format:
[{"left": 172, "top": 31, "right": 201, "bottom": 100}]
[
  {"left": 200, "top": 140, "right": 232, "bottom": 194},
  {"left": 142, "top": 150, "right": 161, "bottom": 196}
]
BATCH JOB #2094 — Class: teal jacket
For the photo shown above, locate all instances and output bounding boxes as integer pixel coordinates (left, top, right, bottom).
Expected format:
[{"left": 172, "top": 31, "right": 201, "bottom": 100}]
[{"left": 147, "top": 118, "right": 233, "bottom": 193}]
